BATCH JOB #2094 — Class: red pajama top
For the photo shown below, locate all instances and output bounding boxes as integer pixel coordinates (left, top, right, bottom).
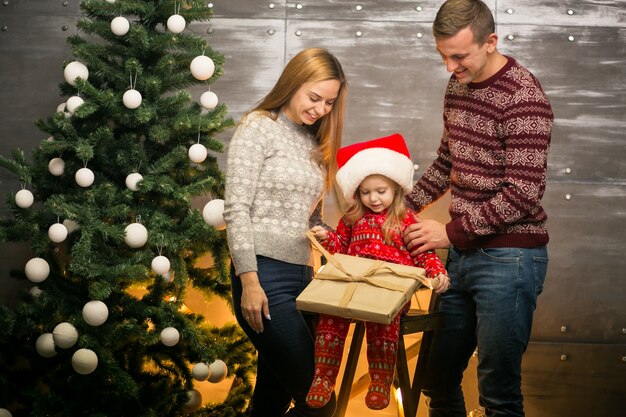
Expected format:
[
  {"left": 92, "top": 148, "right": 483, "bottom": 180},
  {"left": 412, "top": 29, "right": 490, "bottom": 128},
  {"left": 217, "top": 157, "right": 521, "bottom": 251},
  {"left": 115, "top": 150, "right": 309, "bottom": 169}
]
[{"left": 321, "top": 209, "right": 447, "bottom": 278}]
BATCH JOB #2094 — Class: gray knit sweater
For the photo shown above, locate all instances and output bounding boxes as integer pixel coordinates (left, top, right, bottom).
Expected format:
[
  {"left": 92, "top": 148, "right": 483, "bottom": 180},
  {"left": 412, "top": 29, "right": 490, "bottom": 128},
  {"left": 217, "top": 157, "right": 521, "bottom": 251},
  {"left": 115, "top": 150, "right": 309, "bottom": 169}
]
[{"left": 223, "top": 110, "right": 325, "bottom": 276}]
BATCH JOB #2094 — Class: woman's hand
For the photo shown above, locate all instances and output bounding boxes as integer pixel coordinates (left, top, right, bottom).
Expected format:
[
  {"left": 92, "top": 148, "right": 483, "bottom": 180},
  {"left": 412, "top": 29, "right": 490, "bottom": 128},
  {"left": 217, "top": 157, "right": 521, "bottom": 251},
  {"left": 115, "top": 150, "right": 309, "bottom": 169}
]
[
  {"left": 310, "top": 225, "right": 328, "bottom": 241},
  {"left": 239, "top": 271, "right": 270, "bottom": 333}
]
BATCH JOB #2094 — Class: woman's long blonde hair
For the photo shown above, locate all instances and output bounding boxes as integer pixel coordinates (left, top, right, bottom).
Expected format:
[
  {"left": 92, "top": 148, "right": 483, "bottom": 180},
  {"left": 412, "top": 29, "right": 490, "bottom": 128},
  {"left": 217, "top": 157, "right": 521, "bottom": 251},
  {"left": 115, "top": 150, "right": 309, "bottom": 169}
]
[
  {"left": 344, "top": 176, "right": 407, "bottom": 245},
  {"left": 249, "top": 48, "right": 347, "bottom": 189}
]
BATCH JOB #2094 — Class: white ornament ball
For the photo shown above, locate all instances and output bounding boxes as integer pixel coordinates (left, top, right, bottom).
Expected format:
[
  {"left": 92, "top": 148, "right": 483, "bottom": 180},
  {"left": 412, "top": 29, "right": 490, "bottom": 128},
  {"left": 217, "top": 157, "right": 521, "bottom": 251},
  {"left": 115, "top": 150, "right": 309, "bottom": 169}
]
[
  {"left": 160, "top": 327, "right": 180, "bottom": 347},
  {"left": 202, "top": 199, "right": 226, "bottom": 230},
  {"left": 167, "top": 14, "right": 186, "bottom": 34},
  {"left": 208, "top": 359, "right": 228, "bottom": 383},
  {"left": 15, "top": 189, "right": 34, "bottom": 208},
  {"left": 124, "top": 222, "right": 148, "bottom": 248},
  {"left": 35, "top": 333, "right": 57, "bottom": 358},
  {"left": 192, "top": 362, "right": 211, "bottom": 381},
  {"left": 190, "top": 55, "right": 215, "bottom": 81},
  {"left": 52, "top": 322, "right": 79, "bottom": 349},
  {"left": 30, "top": 286, "right": 43, "bottom": 298},
  {"left": 151, "top": 255, "right": 170, "bottom": 275},
  {"left": 82, "top": 300, "right": 109, "bottom": 326},
  {"left": 105, "top": 0, "right": 116, "bottom": 3},
  {"left": 200, "top": 91, "right": 219, "bottom": 109},
  {"left": 183, "top": 389, "right": 202, "bottom": 412},
  {"left": 48, "top": 157, "right": 65, "bottom": 176},
  {"left": 123, "top": 89, "right": 142, "bottom": 109},
  {"left": 188, "top": 143, "right": 208, "bottom": 163},
  {"left": 111, "top": 16, "right": 130, "bottom": 36},
  {"left": 25, "top": 257, "right": 50, "bottom": 283},
  {"left": 66, "top": 96, "right": 85, "bottom": 114},
  {"left": 48, "top": 222, "right": 69, "bottom": 243},
  {"left": 125, "top": 172, "right": 143, "bottom": 191},
  {"left": 63, "top": 61, "right": 89, "bottom": 86},
  {"left": 63, "top": 219, "right": 81, "bottom": 233},
  {"left": 72, "top": 348, "right": 98, "bottom": 375},
  {"left": 75, "top": 167, "right": 95, "bottom": 187},
  {"left": 0, "top": 409, "right": 12, "bottom": 417}
]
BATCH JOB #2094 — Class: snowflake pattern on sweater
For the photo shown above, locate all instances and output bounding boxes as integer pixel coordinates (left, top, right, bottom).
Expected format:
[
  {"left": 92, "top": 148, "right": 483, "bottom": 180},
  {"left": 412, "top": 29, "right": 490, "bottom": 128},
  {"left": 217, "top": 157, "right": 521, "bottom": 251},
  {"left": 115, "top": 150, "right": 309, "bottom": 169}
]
[
  {"left": 321, "top": 209, "right": 447, "bottom": 278},
  {"left": 407, "top": 56, "right": 553, "bottom": 250}
]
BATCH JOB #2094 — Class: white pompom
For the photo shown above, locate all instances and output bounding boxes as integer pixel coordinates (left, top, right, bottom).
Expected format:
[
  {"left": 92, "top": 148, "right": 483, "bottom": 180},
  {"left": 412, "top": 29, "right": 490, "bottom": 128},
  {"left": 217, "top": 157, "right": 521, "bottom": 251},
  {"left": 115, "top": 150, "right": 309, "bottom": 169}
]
[
  {"left": 63, "top": 219, "right": 81, "bottom": 233},
  {"left": 15, "top": 189, "right": 34, "bottom": 208},
  {"left": 82, "top": 300, "right": 109, "bottom": 326},
  {"left": 105, "top": 0, "right": 116, "bottom": 3},
  {"left": 160, "top": 327, "right": 180, "bottom": 347},
  {"left": 35, "top": 333, "right": 57, "bottom": 358},
  {"left": 48, "top": 222, "right": 69, "bottom": 243},
  {"left": 124, "top": 223, "right": 148, "bottom": 248},
  {"left": 72, "top": 348, "right": 98, "bottom": 375},
  {"left": 167, "top": 14, "right": 186, "bottom": 33},
  {"left": 75, "top": 167, "right": 95, "bottom": 187},
  {"left": 151, "top": 255, "right": 171, "bottom": 275},
  {"left": 30, "top": 286, "right": 43, "bottom": 297},
  {"left": 25, "top": 257, "right": 50, "bottom": 283},
  {"left": 123, "top": 89, "right": 142, "bottom": 109},
  {"left": 56, "top": 102, "right": 67, "bottom": 113},
  {"left": 192, "top": 362, "right": 211, "bottom": 381},
  {"left": 48, "top": 158, "right": 65, "bottom": 176},
  {"left": 200, "top": 91, "right": 218, "bottom": 109},
  {"left": 63, "top": 61, "right": 89, "bottom": 86},
  {"left": 125, "top": 172, "right": 143, "bottom": 191},
  {"left": 52, "top": 322, "right": 79, "bottom": 349},
  {"left": 190, "top": 55, "right": 215, "bottom": 81},
  {"left": 183, "top": 389, "right": 202, "bottom": 412},
  {"left": 202, "top": 199, "right": 226, "bottom": 230},
  {"left": 188, "top": 143, "right": 208, "bottom": 163},
  {"left": 208, "top": 359, "right": 228, "bottom": 383},
  {"left": 66, "top": 96, "right": 84, "bottom": 114},
  {"left": 111, "top": 16, "right": 130, "bottom": 36}
]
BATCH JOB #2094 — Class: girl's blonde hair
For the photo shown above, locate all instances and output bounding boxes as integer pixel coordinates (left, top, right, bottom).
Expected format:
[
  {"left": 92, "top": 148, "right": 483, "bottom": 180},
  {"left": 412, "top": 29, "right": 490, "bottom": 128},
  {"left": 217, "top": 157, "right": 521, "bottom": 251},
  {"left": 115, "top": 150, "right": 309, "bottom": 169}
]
[
  {"left": 248, "top": 48, "right": 347, "bottom": 189},
  {"left": 344, "top": 175, "right": 406, "bottom": 244}
]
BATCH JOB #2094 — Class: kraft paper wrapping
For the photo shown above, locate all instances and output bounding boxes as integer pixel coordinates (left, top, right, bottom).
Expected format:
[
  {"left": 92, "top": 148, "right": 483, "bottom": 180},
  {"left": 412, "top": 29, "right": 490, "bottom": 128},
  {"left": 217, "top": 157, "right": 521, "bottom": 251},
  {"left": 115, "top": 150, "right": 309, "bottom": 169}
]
[{"left": 296, "top": 232, "right": 435, "bottom": 325}]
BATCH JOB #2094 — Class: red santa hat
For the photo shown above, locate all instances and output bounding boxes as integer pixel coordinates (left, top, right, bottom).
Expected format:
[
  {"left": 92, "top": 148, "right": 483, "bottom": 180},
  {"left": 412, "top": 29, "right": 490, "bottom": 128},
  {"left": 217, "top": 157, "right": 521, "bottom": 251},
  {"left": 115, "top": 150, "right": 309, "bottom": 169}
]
[{"left": 335, "top": 133, "right": 414, "bottom": 203}]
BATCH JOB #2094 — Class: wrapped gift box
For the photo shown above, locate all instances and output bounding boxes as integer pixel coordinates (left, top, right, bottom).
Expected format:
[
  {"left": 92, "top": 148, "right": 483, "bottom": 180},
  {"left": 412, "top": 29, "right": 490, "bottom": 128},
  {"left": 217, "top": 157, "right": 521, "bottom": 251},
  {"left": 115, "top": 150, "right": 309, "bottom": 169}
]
[{"left": 296, "top": 232, "right": 435, "bottom": 325}]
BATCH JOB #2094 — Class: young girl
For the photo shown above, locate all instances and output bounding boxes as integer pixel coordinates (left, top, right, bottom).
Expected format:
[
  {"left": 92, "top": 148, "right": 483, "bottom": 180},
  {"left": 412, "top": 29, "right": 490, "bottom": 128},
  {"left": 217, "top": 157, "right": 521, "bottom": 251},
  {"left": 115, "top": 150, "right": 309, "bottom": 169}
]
[{"left": 306, "top": 134, "right": 450, "bottom": 410}]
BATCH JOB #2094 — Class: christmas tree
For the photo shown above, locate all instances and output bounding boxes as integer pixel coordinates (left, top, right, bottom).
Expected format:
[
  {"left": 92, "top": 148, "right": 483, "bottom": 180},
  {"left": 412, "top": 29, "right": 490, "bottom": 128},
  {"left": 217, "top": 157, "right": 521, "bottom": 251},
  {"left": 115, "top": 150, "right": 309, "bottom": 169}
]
[{"left": 0, "top": 1, "right": 255, "bottom": 416}]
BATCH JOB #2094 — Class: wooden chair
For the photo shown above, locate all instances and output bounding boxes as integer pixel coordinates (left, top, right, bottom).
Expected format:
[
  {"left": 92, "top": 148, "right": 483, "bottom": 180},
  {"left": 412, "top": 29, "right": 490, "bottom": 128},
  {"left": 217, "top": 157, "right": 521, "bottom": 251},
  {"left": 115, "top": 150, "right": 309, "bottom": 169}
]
[
  {"left": 333, "top": 295, "right": 442, "bottom": 417},
  {"left": 333, "top": 249, "right": 448, "bottom": 417}
]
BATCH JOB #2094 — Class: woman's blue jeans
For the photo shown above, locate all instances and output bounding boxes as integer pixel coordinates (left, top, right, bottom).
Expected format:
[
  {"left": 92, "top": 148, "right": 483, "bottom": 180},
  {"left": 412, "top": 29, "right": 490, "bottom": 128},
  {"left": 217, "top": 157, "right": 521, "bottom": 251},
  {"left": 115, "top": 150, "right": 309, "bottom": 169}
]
[
  {"left": 231, "top": 256, "right": 336, "bottom": 417},
  {"left": 422, "top": 246, "right": 548, "bottom": 417}
]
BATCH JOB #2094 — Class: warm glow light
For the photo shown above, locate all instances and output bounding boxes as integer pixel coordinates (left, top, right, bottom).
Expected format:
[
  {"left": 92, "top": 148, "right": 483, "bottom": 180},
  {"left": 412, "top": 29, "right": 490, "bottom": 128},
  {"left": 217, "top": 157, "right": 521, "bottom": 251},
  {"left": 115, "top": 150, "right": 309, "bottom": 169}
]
[{"left": 395, "top": 387, "right": 405, "bottom": 417}]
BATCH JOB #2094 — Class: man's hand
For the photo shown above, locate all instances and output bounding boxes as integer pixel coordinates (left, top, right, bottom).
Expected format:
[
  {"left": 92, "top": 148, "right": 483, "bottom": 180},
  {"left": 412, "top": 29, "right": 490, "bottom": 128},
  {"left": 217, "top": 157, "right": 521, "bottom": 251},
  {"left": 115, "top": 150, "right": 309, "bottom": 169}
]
[{"left": 404, "top": 216, "right": 450, "bottom": 256}]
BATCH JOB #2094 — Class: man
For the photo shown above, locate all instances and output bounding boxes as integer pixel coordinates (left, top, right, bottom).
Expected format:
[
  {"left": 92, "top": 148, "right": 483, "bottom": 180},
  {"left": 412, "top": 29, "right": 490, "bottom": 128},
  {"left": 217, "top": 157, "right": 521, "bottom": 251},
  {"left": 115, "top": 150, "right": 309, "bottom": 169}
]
[{"left": 403, "top": 1, "right": 553, "bottom": 416}]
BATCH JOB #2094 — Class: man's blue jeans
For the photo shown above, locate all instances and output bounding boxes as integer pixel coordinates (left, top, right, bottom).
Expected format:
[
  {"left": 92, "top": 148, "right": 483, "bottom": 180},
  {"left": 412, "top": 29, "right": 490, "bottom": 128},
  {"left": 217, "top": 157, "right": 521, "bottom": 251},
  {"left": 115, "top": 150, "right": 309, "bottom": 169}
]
[
  {"left": 422, "top": 246, "right": 548, "bottom": 417},
  {"left": 231, "top": 256, "right": 336, "bottom": 417}
]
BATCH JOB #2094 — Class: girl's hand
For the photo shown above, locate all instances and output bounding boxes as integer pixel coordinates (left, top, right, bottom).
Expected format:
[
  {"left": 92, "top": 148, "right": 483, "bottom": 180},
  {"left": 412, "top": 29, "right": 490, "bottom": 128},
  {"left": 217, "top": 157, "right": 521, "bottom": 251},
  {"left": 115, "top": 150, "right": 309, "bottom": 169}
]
[
  {"left": 239, "top": 271, "right": 270, "bottom": 333},
  {"left": 433, "top": 273, "right": 451, "bottom": 294},
  {"left": 310, "top": 225, "right": 328, "bottom": 241}
]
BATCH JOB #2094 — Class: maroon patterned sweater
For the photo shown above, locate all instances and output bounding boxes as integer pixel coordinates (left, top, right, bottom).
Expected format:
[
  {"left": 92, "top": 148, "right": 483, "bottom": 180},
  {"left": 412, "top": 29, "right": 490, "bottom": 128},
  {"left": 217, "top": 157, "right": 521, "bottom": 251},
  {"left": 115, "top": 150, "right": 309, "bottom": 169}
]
[
  {"left": 407, "top": 56, "right": 554, "bottom": 250},
  {"left": 322, "top": 209, "right": 447, "bottom": 278}
]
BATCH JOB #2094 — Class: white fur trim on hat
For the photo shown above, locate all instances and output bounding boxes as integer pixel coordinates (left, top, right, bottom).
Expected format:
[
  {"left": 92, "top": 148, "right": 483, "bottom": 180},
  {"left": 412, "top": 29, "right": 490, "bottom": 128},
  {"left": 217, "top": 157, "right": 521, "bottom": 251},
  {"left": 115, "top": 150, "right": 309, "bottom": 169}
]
[{"left": 336, "top": 147, "right": 414, "bottom": 202}]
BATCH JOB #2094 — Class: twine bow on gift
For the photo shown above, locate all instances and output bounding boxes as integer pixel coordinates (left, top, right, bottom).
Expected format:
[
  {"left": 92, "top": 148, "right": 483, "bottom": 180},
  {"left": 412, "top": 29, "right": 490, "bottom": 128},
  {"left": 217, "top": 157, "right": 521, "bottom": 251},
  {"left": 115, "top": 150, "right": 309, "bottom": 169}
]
[{"left": 307, "top": 231, "right": 435, "bottom": 309}]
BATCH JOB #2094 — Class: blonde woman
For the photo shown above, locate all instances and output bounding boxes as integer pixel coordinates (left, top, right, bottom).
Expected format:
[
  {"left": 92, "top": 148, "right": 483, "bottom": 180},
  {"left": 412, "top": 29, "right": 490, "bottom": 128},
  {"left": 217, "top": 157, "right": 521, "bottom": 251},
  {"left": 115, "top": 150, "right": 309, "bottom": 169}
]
[{"left": 224, "top": 48, "right": 347, "bottom": 417}]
